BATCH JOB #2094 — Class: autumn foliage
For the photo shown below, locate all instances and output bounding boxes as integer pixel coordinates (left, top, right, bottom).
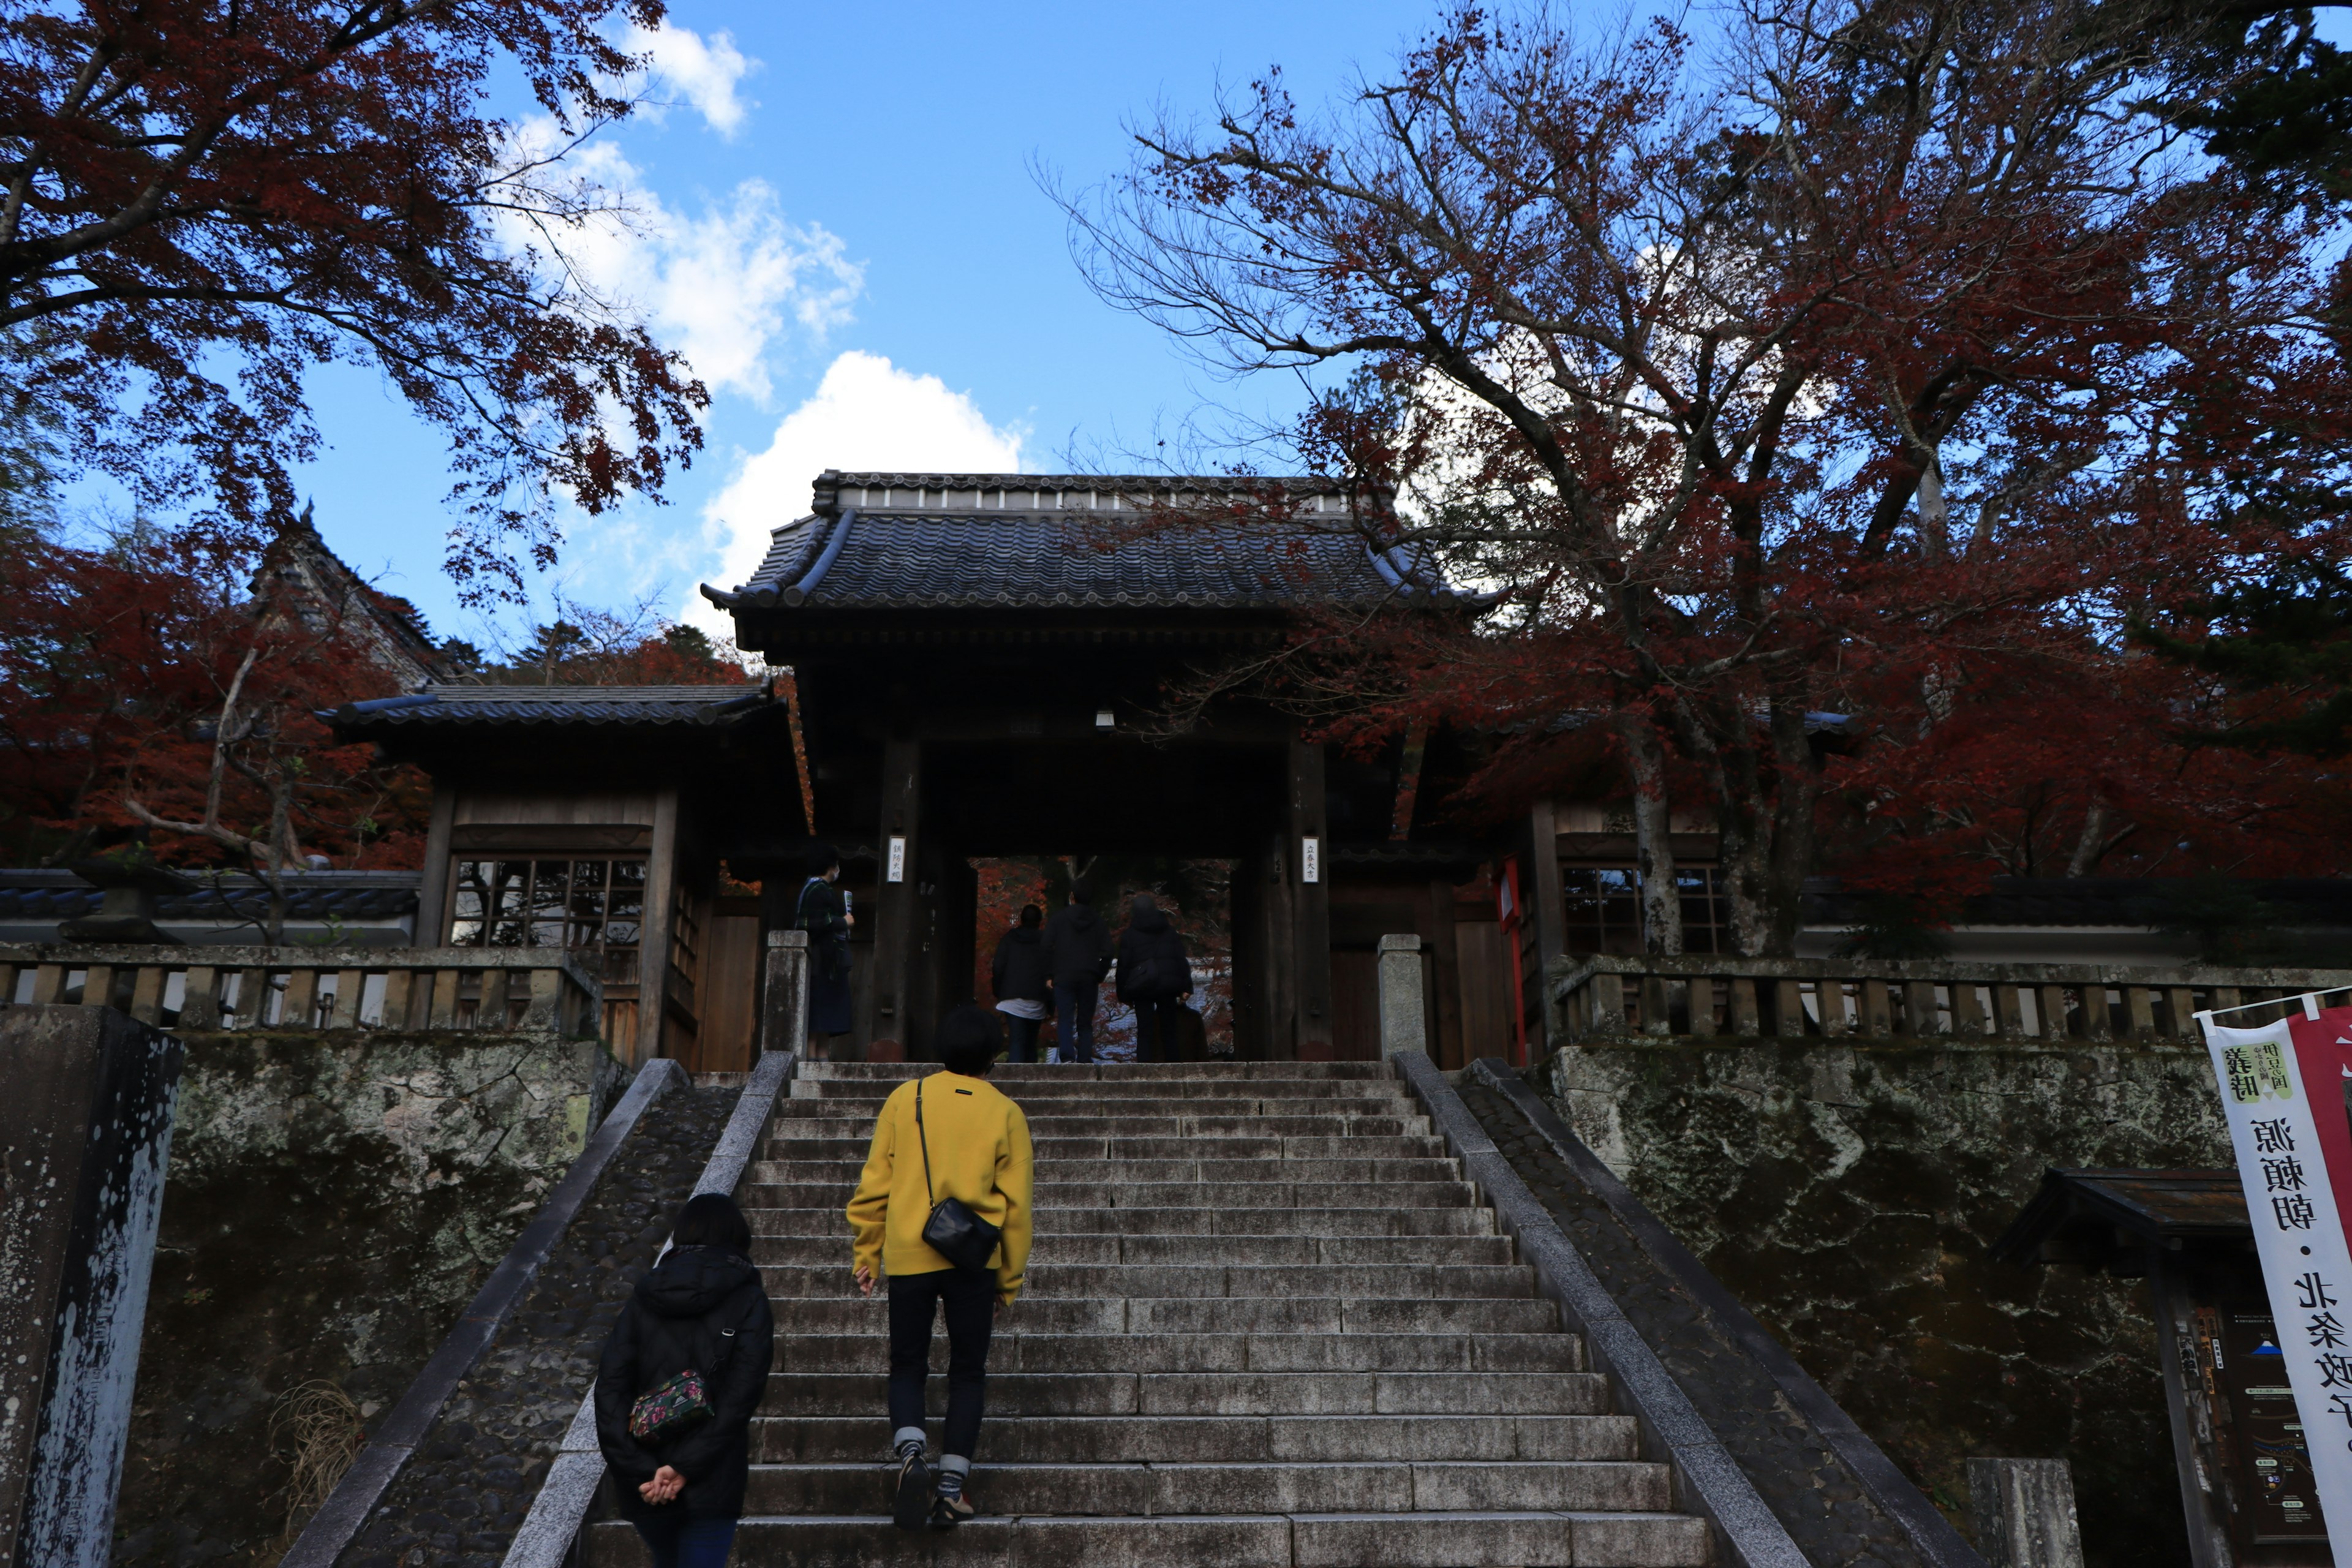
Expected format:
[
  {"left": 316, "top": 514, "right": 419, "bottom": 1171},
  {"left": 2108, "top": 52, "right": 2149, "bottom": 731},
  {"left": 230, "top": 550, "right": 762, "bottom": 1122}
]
[
  {"left": 1074, "top": 0, "right": 2352, "bottom": 951},
  {"left": 0, "top": 0, "right": 704, "bottom": 598},
  {"left": 0, "top": 527, "right": 429, "bottom": 870}
]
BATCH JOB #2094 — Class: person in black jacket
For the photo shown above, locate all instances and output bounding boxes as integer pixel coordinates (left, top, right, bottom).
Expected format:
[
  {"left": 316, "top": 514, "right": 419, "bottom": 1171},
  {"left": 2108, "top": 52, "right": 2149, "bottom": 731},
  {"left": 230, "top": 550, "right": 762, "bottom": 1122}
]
[
  {"left": 595, "top": 1193, "right": 776, "bottom": 1568},
  {"left": 990, "top": 905, "right": 1050, "bottom": 1063},
  {"left": 794, "top": 845, "right": 854, "bottom": 1058},
  {"left": 1040, "top": 884, "right": 1114, "bottom": 1063},
  {"left": 1115, "top": 892, "right": 1194, "bottom": 1065}
]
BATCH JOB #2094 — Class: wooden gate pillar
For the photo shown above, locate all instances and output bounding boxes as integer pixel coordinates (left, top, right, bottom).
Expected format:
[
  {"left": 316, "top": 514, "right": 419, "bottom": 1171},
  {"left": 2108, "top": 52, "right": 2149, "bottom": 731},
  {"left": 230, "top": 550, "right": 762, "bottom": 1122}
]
[
  {"left": 1288, "top": 736, "right": 1334, "bottom": 1060},
  {"left": 872, "top": 737, "right": 921, "bottom": 1052}
]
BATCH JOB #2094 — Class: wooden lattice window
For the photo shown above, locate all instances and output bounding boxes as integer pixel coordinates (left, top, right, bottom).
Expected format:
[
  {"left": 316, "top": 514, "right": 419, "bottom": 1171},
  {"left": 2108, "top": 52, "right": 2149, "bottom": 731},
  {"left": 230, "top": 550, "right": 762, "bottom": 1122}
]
[
  {"left": 1562, "top": 865, "right": 1728, "bottom": 956},
  {"left": 448, "top": 858, "right": 646, "bottom": 983}
]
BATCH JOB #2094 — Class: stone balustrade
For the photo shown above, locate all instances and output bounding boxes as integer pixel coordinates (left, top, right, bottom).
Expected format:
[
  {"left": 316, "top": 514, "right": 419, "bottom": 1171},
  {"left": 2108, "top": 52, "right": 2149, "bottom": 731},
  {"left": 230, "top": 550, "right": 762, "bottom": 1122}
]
[
  {"left": 1550, "top": 952, "right": 2352, "bottom": 1044},
  {"left": 0, "top": 944, "right": 601, "bottom": 1036}
]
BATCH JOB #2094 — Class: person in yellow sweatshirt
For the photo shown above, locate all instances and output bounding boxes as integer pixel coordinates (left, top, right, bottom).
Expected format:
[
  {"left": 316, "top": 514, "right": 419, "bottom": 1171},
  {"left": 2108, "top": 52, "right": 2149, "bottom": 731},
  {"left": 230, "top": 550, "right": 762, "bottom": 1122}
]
[{"left": 846, "top": 1005, "right": 1033, "bottom": 1532}]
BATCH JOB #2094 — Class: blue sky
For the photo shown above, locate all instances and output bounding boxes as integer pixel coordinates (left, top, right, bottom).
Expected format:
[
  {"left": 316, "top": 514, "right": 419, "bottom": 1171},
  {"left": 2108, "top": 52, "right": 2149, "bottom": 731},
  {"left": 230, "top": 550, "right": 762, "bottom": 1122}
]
[{"left": 294, "top": 0, "right": 1446, "bottom": 655}]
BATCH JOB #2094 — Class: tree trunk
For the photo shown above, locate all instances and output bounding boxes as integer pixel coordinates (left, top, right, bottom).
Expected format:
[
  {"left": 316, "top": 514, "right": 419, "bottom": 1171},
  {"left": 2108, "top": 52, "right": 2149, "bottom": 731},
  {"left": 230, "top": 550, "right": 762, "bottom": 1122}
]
[
  {"left": 2066, "top": 798, "right": 2111, "bottom": 876},
  {"left": 1617, "top": 714, "right": 1684, "bottom": 955}
]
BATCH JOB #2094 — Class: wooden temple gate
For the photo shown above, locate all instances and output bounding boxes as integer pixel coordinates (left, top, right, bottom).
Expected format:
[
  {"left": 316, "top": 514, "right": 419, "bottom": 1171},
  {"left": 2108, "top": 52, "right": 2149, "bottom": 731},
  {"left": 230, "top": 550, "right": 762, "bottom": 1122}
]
[{"left": 335, "top": 471, "right": 1527, "bottom": 1072}]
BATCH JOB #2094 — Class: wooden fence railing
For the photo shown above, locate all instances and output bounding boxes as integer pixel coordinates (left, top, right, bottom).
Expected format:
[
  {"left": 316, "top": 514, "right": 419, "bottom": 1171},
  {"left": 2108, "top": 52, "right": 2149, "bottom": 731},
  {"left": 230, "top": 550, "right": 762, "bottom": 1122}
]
[
  {"left": 0, "top": 944, "right": 601, "bottom": 1037},
  {"left": 1550, "top": 954, "right": 2352, "bottom": 1044}
]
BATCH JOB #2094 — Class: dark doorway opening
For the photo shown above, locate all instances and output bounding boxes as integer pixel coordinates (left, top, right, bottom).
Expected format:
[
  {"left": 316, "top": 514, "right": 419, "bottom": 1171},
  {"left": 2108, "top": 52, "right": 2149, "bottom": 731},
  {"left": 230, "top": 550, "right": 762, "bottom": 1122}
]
[{"left": 970, "top": 855, "right": 1233, "bottom": 1060}]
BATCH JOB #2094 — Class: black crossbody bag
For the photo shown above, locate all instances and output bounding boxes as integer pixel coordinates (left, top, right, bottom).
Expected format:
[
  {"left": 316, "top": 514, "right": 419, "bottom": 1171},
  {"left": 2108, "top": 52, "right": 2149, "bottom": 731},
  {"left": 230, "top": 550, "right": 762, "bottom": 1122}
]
[{"left": 915, "top": 1077, "right": 1003, "bottom": 1272}]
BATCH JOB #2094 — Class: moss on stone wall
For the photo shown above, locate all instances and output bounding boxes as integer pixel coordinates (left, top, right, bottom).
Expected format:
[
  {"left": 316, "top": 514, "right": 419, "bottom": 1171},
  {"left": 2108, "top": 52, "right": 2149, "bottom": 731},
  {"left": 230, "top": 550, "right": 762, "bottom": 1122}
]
[
  {"left": 1542, "top": 1040, "right": 2230, "bottom": 1568},
  {"left": 111, "top": 1031, "right": 622, "bottom": 1568}
]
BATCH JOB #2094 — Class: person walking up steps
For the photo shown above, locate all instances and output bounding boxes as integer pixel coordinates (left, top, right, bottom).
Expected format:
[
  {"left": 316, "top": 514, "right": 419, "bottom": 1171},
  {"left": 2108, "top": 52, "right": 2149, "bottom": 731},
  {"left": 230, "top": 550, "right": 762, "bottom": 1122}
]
[
  {"left": 1041, "top": 881, "right": 1114, "bottom": 1063},
  {"left": 1117, "top": 891, "right": 1194, "bottom": 1065},
  {"left": 846, "top": 1006, "right": 1035, "bottom": 1531},
  {"left": 989, "top": 904, "right": 1050, "bottom": 1063},
  {"left": 593, "top": 1194, "right": 775, "bottom": 1568}
]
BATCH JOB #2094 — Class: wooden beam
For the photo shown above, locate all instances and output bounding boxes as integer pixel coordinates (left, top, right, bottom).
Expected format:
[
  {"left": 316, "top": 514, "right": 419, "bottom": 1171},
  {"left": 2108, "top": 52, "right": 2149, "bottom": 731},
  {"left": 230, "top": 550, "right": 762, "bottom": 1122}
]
[
  {"left": 415, "top": 784, "right": 458, "bottom": 943},
  {"left": 635, "top": 786, "right": 682, "bottom": 1066},
  {"left": 870, "top": 737, "right": 921, "bottom": 1052},
  {"left": 1289, "top": 736, "right": 1333, "bottom": 1060}
]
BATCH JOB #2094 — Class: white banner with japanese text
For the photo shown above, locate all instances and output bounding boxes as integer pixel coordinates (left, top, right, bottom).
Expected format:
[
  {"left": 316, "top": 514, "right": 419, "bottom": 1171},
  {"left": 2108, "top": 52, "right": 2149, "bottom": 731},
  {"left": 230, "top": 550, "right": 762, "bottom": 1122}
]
[{"left": 2203, "top": 1005, "right": 2352, "bottom": 1547}]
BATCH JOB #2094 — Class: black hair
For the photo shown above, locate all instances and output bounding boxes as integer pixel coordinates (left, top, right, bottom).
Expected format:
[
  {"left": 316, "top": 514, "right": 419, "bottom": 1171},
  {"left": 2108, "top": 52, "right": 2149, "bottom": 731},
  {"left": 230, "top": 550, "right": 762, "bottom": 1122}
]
[
  {"left": 808, "top": 842, "right": 840, "bottom": 878},
  {"left": 673, "top": 1191, "right": 752, "bottom": 1256},
  {"left": 1019, "top": 904, "right": 1042, "bottom": 928},
  {"left": 1068, "top": 880, "right": 1094, "bottom": 906},
  {"left": 937, "top": 1004, "right": 1001, "bottom": 1077}
]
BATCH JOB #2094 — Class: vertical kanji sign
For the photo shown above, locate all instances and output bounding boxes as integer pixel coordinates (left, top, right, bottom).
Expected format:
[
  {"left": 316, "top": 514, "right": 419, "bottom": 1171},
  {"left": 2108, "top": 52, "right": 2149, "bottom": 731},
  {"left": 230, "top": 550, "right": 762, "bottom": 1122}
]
[{"left": 2202, "top": 1003, "right": 2352, "bottom": 1549}]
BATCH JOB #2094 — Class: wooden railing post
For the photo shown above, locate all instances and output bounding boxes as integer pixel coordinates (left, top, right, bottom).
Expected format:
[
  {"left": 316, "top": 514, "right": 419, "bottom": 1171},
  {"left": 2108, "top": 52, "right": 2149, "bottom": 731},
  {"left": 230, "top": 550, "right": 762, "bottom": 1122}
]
[
  {"left": 1590, "top": 973, "right": 1627, "bottom": 1036},
  {"left": 1729, "top": 978, "right": 1762, "bottom": 1038},
  {"left": 1901, "top": 980, "right": 1940, "bottom": 1036},
  {"left": 127, "top": 965, "right": 170, "bottom": 1025},
  {"left": 331, "top": 967, "right": 366, "bottom": 1029},
  {"left": 81, "top": 963, "right": 115, "bottom": 1011},
  {"left": 282, "top": 968, "right": 318, "bottom": 1028},
  {"left": 2078, "top": 984, "right": 2113, "bottom": 1043},
  {"left": 1992, "top": 984, "right": 2026, "bottom": 1039},
  {"left": 524, "top": 967, "right": 563, "bottom": 1033},
  {"left": 180, "top": 966, "right": 221, "bottom": 1029}
]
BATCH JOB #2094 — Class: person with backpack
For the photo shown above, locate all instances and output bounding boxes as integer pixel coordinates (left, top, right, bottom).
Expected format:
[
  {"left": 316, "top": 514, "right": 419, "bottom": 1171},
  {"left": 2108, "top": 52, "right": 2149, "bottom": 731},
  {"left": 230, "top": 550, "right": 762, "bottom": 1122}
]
[
  {"left": 594, "top": 1193, "right": 776, "bottom": 1568},
  {"left": 794, "top": 843, "right": 854, "bottom": 1058},
  {"left": 989, "top": 904, "right": 1050, "bottom": 1063},
  {"left": 1040, "top": 882, "right": 1114, "bottom": 1063},
  {"left": 1115, "top": 891, "right": 1194, "bottom": 1065},
  {"left": 846, "top": 1007, "right": 1034, "bottom": 1531}
]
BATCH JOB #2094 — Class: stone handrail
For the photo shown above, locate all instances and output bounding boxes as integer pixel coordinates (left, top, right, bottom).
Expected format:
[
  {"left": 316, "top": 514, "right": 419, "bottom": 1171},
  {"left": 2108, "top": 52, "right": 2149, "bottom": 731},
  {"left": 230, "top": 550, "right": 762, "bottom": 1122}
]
[
  {"left": 1549, "top": 952, "right": 2352, "bottom": 1044},
  {"left": 0, "top": 944, "right": 601, "bottom": 1037}
]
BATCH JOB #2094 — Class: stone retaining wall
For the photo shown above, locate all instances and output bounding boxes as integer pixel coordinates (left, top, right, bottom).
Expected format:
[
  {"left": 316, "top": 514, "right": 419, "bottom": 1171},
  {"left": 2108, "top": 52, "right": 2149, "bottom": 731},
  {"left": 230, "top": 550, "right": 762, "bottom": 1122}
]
[
  {"left": 1540, "top": 1040, "right": 2229, "bottom": 1568},
  {"left": 111, "top": 1031, "right": 622, "bottom": 1568},
  {"left": 337, "top": 1080, "right": 741, "bottom": 1568}
]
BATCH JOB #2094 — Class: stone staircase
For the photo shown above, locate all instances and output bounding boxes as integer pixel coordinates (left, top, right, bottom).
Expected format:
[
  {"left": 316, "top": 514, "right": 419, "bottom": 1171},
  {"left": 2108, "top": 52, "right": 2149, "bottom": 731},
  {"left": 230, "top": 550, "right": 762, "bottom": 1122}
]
[{"left": 587, "top": 1059, "right": 1715, "bottom": 1566}]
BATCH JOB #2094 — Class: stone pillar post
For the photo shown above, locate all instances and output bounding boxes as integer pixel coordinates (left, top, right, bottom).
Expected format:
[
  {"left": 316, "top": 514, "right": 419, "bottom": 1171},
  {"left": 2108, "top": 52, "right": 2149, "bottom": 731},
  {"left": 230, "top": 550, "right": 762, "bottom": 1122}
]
[
  {"left": 1967, "top": 1458, "right": 2085, "bottom": 1568},
  {"left": 0, "top": 1005, "right": 184, "bottom": 1568},
  {"left": 760, "top": 930, "right": 810, "bottom": 1058},
  {"left": 1377, "top": 934, "right": 1428, "bottom": 1058}
]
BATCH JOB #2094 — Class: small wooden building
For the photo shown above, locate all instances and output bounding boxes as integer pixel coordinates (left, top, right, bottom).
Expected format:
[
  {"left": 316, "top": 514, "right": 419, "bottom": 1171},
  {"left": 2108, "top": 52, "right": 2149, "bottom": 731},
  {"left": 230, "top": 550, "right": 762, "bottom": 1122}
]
[
  {"left": 1995, "top": 1169, "right": 2335, "bottom": 1568},
  {"left": 335, "top": 472, "right": 1540, "bottom": 1071}
]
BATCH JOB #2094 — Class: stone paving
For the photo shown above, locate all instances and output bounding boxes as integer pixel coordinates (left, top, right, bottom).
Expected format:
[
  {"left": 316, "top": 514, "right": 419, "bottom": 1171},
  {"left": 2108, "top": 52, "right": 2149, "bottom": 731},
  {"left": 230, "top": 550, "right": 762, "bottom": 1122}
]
[
  {"left": 1457, "top": 1077, "right": 1929, "bottom": 1568},
  {"left": 339, "top": 1080, "right": 741, "bottom": 1568}
]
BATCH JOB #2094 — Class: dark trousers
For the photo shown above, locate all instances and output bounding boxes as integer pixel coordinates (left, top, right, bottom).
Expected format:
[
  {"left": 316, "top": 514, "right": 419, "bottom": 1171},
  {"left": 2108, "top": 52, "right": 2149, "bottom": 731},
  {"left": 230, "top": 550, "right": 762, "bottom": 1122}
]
[
  {"left": 630, "top": 1514, "right": 737, "bottom": 1568},
  {"left": 1055, "top": 985, "right": 1098, "bottom": 1063},
  {"left": 1133, "top": 996, "right": 1188, "bottom": 1063},
  {"left": 889, "top": 1269, "right": 995, "bottom": 1459},
  {"left": 1003, "top": 1012, "right": 1042, "bottom": 1063}
]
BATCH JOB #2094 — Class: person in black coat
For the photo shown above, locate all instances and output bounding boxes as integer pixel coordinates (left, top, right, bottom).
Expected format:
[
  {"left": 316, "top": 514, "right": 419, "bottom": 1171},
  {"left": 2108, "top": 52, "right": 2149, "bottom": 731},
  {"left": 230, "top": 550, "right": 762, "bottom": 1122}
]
[
  {"left": 1041, "top": 884, "right": 1115, "bottom": 1063},
  {"left": 794, "top": 845, "right": 854, "bottom": 1057},
  {"left": 990, "top": 905, "right": 1050, "bottom": 1063},
  {"left": 596, "top": 1194, "right": 776, "bottom": 1568},
  {"left": 1115, "top": 891, "right": 1194, "bottom": 1065}
]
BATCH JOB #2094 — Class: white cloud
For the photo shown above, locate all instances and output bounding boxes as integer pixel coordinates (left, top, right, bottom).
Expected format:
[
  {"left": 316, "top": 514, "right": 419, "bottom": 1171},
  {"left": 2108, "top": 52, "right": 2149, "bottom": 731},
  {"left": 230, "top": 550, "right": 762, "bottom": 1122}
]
[
  {"left": 624, "top": 21, "right": 756, "bottom": 138},
  {"left": 496, "top": 125, "right": 862, "bottom": 402},
  {"left": 687, "top": 351, "right": 1025, "bottom": 635}
]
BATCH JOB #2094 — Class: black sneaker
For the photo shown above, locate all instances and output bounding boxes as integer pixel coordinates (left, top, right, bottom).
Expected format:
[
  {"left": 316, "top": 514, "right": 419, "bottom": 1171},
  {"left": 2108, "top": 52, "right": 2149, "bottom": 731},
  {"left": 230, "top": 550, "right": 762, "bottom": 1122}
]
[
  {"left": 892, "top": 1447, "right": 931, "bottom": 1532},
  {"left": 931, "top": 1488, "right": 975, "bottom": 1529}
]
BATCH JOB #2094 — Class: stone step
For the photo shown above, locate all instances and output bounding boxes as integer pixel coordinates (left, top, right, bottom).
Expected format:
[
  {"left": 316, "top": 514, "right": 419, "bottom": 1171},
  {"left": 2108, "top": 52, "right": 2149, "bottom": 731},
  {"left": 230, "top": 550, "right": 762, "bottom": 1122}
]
[
  {"left": 749, "top": 1156, "right": 1466, "bottom": 1185},
  {"left": 585, "top": 1509, "right": 1711, "bottom": 1567},
  {"left": 758, "top": 1262, "right": 1539, "bottom": 1300},
  {"left": 749, "top": 1204, "right": 1497, "bottom": 1238},
  {"left": 751, "top": 1295, "right": 1564, "bottom": 1336},
  {"left": 763, "top": 1133, "right": 1447, "bottom": 1162},
  {"left": 759, "top": 1370, "right": 1608, "bottom": 1417},
  {"left": 752, "top": 1412, "right": 1638, "bottom": 1464},
  {"left": 795, "top": 1061, "right": 1400, "bottom": 1081},
  {"left": 771, "top": 1330, "right": 1585, "bottom": 1374},
  {"left": 742, "top": 1458, "right": 1672, "bottom": 1515},
  {"left": 775, "top": 1096, "right": 1422, "bottom": 1121},
  {"left": 753, "top": 1232, "right": 1515, "bottom": 1267},
  {"left": 742, "top": 1180, "right": 1482, "bottom": 1211},
  {"left": 789, "top": 1080, "right": 1415, "bottom": 1103},
  {"left": 769, "top": 1113, "right": 1433, "bottom": 1140}
]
